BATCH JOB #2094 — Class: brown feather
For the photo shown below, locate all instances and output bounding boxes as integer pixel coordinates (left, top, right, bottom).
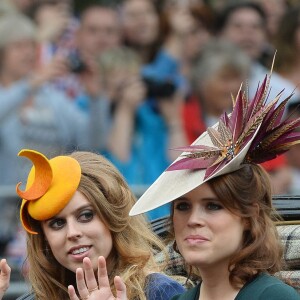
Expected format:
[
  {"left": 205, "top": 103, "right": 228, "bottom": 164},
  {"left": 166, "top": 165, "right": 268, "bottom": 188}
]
[
  {"left": 207, "top": 127, "right": 223, "bottom": 148},
  {"left": 266, "top": 97, "right": 289, "bottom": 131},
  {"left": 261, "top": 119, "right": 300, "bottom": 148},
  {"left": 218, "top": 120, "right": 232, "bottom": 144}
]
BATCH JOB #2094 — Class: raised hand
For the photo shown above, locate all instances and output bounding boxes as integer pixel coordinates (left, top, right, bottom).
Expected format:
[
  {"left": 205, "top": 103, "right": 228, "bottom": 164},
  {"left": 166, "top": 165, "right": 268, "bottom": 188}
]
[
  {"left": 68, "top": 256, "right": 127, "bottom": 300},
  {"left": 36, "top": 2, "right": 70, "bottom": 42},
  {"left": 78, "top": 53, "right": 103, "bottom": 99},
  {"left": 0, "top": 259, "right": 11, "bottom": 300},
  {"left": 30, "top": 54, "right": 70, "bottom": 89}
]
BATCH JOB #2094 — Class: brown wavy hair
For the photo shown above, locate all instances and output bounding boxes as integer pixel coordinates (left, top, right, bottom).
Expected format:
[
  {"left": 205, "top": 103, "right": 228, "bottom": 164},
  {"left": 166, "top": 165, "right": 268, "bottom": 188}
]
[
  {"left": 169, "top": 164, "right": 283, "bottom": 289},
  {"left": 24, "top": 151, "right": 166, "bottom": 299}
]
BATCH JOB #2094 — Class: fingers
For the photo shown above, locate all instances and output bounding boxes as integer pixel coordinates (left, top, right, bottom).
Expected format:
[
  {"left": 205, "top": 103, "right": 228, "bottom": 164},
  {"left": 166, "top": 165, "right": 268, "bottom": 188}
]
[
  {"left": 75, "top": 268, "right": 90, "bottom": 300},
  {"left": 0, "top": 259, "right": 11, "bottom": 297},
  {"left": 82, "top": 257, "right": 98, "bottom": 293},
  {"left": 68, "top": 257, "right": 127, "bottom": 300},
  {"left": 0, "top": 259, "right": 11, "bottom": 278},
  {"left": 68, "top": 285, "right": 80, "bottom": 300},
  {"left": 114, "top": 276, "right": 127, "bottom": 300},
  {"left": 97, "top": 256, "right": 111, "bottom": 289}
]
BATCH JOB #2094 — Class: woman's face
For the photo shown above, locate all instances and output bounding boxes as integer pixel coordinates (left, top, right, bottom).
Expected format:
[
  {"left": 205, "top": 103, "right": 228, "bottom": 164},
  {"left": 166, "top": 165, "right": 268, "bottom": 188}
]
[
  {"left": 200, "top": 68, "right": 243, "bottom": 116},
  {"left": 121, "top": 0, "right": 159, "bottom": 46},
  {"left": 1, "top": 39, "right": 36, "bottom": 80},
  {"left": 183, "top": 20, "right": 211, "bottom": 61},
  {"left": 42, "top": 191, "right": 113, "bottom": 273},
  {"left": 173, "top": 183, "right": 245, "bottom": 269},
  {"left": 221, "top": 8, "right": 265, "bottom": 60}
]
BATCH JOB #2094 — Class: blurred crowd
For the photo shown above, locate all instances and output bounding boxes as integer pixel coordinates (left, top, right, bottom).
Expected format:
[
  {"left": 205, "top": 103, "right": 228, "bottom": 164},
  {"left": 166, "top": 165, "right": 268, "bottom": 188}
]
[{"left": 1, "top": 0, "right": 300, "bottom": 268}]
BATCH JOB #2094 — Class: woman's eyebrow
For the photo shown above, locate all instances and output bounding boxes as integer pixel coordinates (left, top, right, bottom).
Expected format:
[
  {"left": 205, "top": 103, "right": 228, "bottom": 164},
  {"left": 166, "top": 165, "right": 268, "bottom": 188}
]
[
  {"left": 202, "top": 197, "right": 220, "bottom": 201},
  {"left": 74, "top": 204, "right": 93, "bottom": 212},
  {"left": 174, "top": 196, "right": 188, "bottom": 201},
  {"left": 47, "top": 204, "right": 93, "bottom": 220}
]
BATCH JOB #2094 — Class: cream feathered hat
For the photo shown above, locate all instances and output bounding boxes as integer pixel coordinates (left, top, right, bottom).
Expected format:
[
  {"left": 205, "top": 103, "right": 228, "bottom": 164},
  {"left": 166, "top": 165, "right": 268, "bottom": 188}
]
[{"left": 130, "top": 71, "right": 300, "bottom": 216}]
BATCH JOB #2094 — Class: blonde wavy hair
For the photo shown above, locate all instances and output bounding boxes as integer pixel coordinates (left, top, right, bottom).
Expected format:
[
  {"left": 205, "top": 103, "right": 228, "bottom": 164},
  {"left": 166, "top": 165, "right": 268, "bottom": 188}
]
[{"left": 24, "top": 151, "right": 166, "bottom": 299}]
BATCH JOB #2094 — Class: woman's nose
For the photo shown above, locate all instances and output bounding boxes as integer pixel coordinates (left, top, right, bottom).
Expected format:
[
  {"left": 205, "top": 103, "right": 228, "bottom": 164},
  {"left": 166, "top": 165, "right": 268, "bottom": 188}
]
[
  {"left": 187, "top": 208, "right": 206, "bottom": 227},
  {"left": 66, "top": 220, "right": 83, "bottom": 240}
]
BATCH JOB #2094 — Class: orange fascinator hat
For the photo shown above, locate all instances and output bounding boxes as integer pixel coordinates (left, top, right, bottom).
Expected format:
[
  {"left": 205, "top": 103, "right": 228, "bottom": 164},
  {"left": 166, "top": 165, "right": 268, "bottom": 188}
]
[{"left": 16, "top": 149, "right": 81, "bottom": 234}]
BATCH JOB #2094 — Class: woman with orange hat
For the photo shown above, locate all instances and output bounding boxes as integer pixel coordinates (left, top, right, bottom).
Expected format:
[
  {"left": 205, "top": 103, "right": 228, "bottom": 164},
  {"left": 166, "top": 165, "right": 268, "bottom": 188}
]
[
  {"left": 128, "top": 73, "right": 300, "bottom": 299},
  {"left": 9, "top": 149, "right": 185, "bottom": 300}
]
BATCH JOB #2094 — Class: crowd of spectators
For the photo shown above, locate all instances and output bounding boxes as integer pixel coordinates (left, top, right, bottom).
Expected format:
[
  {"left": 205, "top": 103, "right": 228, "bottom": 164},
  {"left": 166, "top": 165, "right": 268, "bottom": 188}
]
[{"left": 1, "top": 0, "right": 300, "bottom": 274}]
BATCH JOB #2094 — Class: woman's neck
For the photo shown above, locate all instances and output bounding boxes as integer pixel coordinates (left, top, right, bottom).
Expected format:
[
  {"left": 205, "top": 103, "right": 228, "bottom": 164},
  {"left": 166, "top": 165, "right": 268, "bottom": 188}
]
[{"left": 198, "top": 265, "right": 240, "bottom": 300}]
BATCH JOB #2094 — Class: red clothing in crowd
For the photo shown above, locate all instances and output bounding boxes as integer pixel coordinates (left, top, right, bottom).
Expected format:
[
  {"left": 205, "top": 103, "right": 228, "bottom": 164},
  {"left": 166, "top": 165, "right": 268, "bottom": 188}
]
[{"left": 182, "top": 95, "right": 206, "bottom": 144}]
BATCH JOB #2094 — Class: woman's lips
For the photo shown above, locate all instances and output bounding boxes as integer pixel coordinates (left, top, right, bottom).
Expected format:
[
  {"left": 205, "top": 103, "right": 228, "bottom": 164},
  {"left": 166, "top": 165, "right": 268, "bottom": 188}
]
[{"left": 185, "top": 235, "right": 209, "bottom": 245}]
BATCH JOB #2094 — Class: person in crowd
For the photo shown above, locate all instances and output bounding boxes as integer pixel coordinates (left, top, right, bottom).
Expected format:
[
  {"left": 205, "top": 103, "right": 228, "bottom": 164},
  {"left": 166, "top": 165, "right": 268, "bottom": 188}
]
[
  {"left": 0, "top": 14, "right": 109, "bottom": 186},
  {"left": 263, "top": 4, "right": 300, "bottom": 194},
  {"left": 274, "top": 5, "right": 300, "bottom": 89},
  {"left": 3, "top": 149, "right": 185, "bottom": 300},
  {"left": 217, "top": 1, "right": 300, "bottom": 104},
  {"left": 30, "top": 0, "right": 81, "bottom": 100},
  {"left": 31, "top": 1, "right": 121, "bottom": 101},
  {"left": 0, "top": 259, "right": 10, "bottom": 299},
  {"left": 76, "top": 3, "right": 121, "bottom": 58},
  {"left": 129, "top": 73, "right": 300, "bottom": 299},
  {"left": 120, "top": 0, "right": 188, "bottom": 94},
  {"left": 161, "top": 1, "right": 216, "bottom": 86},
  {"left": 252, "top": 0, "right": 288, "bottom": 43},
  {"left": 183, "top": 38, "right": 250, "bottom": 143},
  {"left": 281, "top": 99, "right": 300, "bottom": 195},
  {"left": 31, "top": 0, "right": 75, "bottom": 48},
  {"left": 73, "top": 2, "right": 123, "bottom": 106},
  {"left": 0, "top": 0, "right": 36, "bottom": 16},
  {"left": 97, "top": 46, "right": 187, "bottom": 220},
  {"left": 121, "top": 0, "right": 166, "bottom": 64}
]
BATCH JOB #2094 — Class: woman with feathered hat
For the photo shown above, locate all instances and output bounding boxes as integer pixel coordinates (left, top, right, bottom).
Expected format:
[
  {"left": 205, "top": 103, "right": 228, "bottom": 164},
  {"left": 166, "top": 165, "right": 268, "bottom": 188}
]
[{"left": 128, "top": 72, "right": 300, "bottom": 299}]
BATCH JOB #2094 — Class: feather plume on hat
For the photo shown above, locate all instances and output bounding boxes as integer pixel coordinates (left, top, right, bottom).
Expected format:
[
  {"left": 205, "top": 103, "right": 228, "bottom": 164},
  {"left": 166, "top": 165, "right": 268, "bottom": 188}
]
[{"left": 130, "top": 61, "right": 300, "bottom": 216}]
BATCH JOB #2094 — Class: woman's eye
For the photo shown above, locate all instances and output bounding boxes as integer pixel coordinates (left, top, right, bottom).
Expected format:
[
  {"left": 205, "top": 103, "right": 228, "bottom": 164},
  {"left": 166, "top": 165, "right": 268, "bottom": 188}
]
[
  {"left": 206, "top": 202, "right": 223, "bottom": 211},
  {"left": 78, "top": 210, "right": 94, "bottom": 222},
  {"left": 174, "top": 202, "right": 190, "bottom": 211},
  {"left": 49, "top": 218, "right": 65, "bottom": 229}
]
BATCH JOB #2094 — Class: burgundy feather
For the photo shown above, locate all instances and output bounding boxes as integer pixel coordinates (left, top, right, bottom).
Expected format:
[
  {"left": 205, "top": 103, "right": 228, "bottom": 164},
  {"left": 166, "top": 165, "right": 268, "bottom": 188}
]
[
  {"left": 268, "top": 132, "right": 300, "bottom": 147},
  {"left": 170, "top": 145, "right": 218, "bottom": 152},
  {"left": 167, "top": 156, "right": 218, "bottom": 171},
  {"left": 220, "top": 112, "right": 230, "bottom": 127},
  {"left": 229, "top": 88, "right": 245, "bottom": 142},
  {"left": 204, "top": 160, "right": 227, "bottom": 179},
  {"left": 246, "top": 75, "right": 268, "bottom": 121}
]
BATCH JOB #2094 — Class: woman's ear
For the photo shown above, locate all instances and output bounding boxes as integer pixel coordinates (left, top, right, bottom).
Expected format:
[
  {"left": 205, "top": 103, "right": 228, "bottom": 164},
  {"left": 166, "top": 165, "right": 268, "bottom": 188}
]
[{"left": 253, "top": 202, "right": 260, "bottom": 216}]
